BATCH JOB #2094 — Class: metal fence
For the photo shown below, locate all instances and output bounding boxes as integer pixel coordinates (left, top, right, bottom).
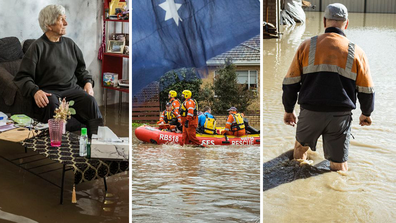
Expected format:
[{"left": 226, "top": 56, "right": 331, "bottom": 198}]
[{"left": 305, "top": 0, "right": 396, "bottom": 13}]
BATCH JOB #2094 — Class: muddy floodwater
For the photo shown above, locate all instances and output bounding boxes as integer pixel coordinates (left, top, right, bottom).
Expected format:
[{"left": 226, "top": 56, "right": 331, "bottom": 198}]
[
  {"left": 132, "top": 127, "right": 260, "bottom": 222},
  {"left": 263, "top": 12, "right": 396, "bottom": 222}
]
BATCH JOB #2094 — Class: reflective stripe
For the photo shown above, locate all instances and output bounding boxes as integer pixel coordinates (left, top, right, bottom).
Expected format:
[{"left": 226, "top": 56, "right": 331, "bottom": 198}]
[
  {"left": 187, "top": 113, "right": 194, "bottom": 117},
  {"left": 283, "top": 76, "right": 301, "bottom": 85},
  {"left": 226, "top": 122, "right": 232, "bottom": 125},
  {"left": 304, "top": 37, "right": 357, "bottom": 81},
  {"left": 188, "top": 107, "right": 194, "bottom": 110},
  {"left": 160, "top": 115, "right": 164, "bottom": 117},
  {"left": 308, "top": 36, "right": 318, "bottom": 66},
  {"left": 225, "top": 128, "right": 229, "bottom": 131},
  {"left": 345, "top": 42, "right": 355, "bottom": 72},
  {"left": 176, "top": 114, "right": 180, "bottom": 117},
  {"left": 357, "top": 86, "right": 375, "bottom": 93},
  {"left": 303, "top": 64, "right": 357, "bottom": 81}
]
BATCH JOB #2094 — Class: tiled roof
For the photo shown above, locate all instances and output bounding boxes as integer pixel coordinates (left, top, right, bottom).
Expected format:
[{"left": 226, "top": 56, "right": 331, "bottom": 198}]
[{"left": 206, "top": 34, "right": 260, "bottom": 66}]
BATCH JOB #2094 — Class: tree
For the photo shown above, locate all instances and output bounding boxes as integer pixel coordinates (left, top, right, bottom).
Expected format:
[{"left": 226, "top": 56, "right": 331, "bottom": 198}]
[
  {"left": 159, "top": 68, "right": 203, "bottom": 110},
  {"left": 211, "top": 59, "right": 256, "bottom": 115}
]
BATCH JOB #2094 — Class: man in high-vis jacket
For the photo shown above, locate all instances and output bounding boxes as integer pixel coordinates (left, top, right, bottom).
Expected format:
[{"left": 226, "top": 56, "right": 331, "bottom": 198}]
[
  {"left": 282, "top": 3, "right": 374, "bottom": 171},
  {"left": 180, "top": 90, "right": 200, "bottom": 146},
  {"left": 224, "top": 107, "right": 246, "bottom": 137},
  {"left": 157, "top": 102, "right": 181, "bottom": 132},
  {"left": 168, "top": 90, "right": 182, "bottom": 125}
]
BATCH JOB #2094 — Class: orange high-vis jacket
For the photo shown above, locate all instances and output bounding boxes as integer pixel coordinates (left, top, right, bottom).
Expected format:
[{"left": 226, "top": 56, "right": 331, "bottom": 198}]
[
  {"left": 184, "top": 98, "right": 198, "bottom": 126},
  {"left": 282, "top": 27, "right": 374, "bottom": 116},
  {"left": 224, "top": 111, "right": 246, "bottom": 136},
  {"left": 225, "top": 111, "right": 245, "bottom": 131},
  {"left": 169, "top": 98, "right": 181, "bottom": 123}
]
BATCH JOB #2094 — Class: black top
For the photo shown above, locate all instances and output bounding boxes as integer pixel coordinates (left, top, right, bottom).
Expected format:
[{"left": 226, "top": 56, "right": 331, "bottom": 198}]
[{"left": 14, "top": 34, "right": 93, "bottom": 97}]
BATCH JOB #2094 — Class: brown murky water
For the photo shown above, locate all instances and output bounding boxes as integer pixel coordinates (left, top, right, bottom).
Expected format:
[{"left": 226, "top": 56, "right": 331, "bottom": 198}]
[
  {"left": 263, "top": 12, "right": 396, "bottom": 222},
  {"left": 0, "top": 104, "right": 129, "bottom": 223},
  {"left": 132, "top": 127, "right": 260, "bottom": 222}
]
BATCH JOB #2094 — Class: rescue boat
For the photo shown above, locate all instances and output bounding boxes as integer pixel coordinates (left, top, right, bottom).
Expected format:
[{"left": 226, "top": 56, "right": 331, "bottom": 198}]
[{"left": 135, "top": 125, "right": 260, "bottom": 146}]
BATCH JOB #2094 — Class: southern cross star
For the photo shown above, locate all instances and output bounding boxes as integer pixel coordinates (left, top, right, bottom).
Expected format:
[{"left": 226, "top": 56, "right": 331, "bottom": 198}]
[{"left": 159, "top": 0, "right": 183, "bottom": 26}]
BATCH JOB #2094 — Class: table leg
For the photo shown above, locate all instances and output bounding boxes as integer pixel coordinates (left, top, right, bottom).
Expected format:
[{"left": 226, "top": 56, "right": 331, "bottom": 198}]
[
  {"left": 118, "top": 91, "right": 122, "bottom": 116},
  {"left": 104, "top": 177, "right": 107, "bottom": 192},
  {"left": 60, "top": 164, "right": 66, "bottom": 204},
  {"left": 104, "top": 88, "right": 107, "bottom": 125}
]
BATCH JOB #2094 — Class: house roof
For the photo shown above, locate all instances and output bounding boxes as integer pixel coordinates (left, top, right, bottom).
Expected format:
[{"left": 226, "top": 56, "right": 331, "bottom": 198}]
[{"left": 206, "top": 34, "right": 260, "bottom": 66}]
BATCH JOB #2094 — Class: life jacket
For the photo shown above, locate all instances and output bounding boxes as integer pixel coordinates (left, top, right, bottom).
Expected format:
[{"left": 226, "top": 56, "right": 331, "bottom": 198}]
[
  {"left": 164, "top": 110, "right": 176, "bottom": 123},
  {"left": 203, "top": 114, "right": 216, "bottom": 134},
  {"left": 231, "top": 113, "right": 245, "bottom": 131},
  {"left": 180, "top": 98, "right": 198, "bottom": 117}
]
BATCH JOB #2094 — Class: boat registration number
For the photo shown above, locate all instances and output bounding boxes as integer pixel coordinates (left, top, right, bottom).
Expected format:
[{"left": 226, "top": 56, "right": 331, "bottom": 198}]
[{"left": 159, "top": 134, "right": 179, "bottom": 143}]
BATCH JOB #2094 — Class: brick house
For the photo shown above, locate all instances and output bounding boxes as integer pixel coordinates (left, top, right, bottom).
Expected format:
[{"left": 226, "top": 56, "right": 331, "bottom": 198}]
[{"left": 204, "top": 34, "right": 260, "bottom": 114}]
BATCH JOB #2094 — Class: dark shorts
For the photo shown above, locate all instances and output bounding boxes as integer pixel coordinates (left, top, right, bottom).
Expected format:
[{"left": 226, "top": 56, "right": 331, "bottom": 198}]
[{"left": 296, "top": 108, "right": 352, "bottom": 163}]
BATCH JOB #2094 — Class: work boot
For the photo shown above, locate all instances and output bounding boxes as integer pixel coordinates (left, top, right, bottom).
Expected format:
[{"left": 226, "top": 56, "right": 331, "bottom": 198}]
[{"left": 87, "top": 118, "right": 104, "bottom": 138}]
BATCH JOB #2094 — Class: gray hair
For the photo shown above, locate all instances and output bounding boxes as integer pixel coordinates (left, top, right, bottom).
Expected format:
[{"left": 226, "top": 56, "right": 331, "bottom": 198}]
[{"left": 38, "top": 5, "right": 66, "bottom": 33}]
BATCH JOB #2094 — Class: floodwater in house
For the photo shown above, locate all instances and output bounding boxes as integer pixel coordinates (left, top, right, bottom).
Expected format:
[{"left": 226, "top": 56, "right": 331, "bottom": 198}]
[
  {"left": 263, "top": 12, "right": 396, "bottom": 222},
  {"left": 0, "top": 104, "right": 129, "bottom": 223},
  {"left": 132, "top": 127, "right": 260, "bottom": 222}
]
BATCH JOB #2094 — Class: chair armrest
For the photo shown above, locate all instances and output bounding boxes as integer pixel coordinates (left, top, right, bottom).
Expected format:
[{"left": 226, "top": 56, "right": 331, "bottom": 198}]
[{"left": 0, "top": 67, "right": 17, "bottom": 106}]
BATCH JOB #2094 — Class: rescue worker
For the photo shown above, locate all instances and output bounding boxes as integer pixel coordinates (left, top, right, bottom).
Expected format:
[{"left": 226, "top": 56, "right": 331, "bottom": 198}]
[
  {"left": 168, "top": 90, "right": 182, "bottom": 125},
  {"left": 179, "top": 90, "right": 201, "bottom": 146},
  {"left": 282, "top": 3, "right": 374, "bottom": 171},
  {"left": 157, "top": 102, "right": 181, "bottom": 132},
  {"left": 224, "top": 107, "right": 246, "bottom": 136},
  {"left": 198, "top": 106, "right": 216, "bottom": 134}
]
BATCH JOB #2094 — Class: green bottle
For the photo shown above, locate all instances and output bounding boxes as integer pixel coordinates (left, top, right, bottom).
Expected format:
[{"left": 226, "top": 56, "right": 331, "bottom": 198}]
[{"left": 79, "top": 128, "right": 88, "bottom": 156}]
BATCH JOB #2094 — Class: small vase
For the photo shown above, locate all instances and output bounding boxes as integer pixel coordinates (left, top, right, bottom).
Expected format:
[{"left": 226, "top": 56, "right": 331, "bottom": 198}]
[{"left": 48, "top": 119, "right": 64, "bottom": 147}]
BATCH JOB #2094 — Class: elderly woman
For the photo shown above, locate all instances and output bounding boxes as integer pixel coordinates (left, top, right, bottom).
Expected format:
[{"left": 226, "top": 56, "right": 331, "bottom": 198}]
[{"left": 14, "top": 4, "right": 102, "bottom": 136}]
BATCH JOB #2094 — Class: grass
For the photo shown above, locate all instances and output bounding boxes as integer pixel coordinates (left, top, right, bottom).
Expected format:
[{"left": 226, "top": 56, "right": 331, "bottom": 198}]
[{"left": 132, "top": 122, "right": 156, "bottom": 127}]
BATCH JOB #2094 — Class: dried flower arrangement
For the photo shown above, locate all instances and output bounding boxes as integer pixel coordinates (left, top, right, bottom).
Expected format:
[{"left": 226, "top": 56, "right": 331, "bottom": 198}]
[{"left": 53, "top": 98, "right": 76, "bottom": 122}]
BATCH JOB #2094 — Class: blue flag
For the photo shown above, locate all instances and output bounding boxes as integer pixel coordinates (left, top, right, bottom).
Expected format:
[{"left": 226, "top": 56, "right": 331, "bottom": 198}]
[{"left": 132, "top": 0, "right": 260, "bottom": 95}]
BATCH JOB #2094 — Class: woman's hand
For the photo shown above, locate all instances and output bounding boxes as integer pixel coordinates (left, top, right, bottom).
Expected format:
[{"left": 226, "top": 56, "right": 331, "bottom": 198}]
[
  {"left": 84, "top": 82, "right": 94, "bottom": 96},
  {"left": 34, "top": 90, "right": 52, "bottom": 108}
]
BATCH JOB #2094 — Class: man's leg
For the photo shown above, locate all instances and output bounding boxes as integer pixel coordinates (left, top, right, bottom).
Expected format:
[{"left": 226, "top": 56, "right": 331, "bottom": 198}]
[
  {"left": 187, "top": 125, "right": 200, "bottom": 145},
  {"left": 330, "top": 162, "right": 348, "bottom": 171},
  {"left": 236, "top": 129, "right": 246, "bottom": 137},
  {"left": 60, "top": 88, "right": 102, "bottom": 123},
  {"left": 60, "top": 88, "right": 103, "bottom": 137},
  {"left": 182, "top": 125, "right": 189, "bottom": 145},
  {"left": 293, "top": 140, "right": 309, "bottom": 160},
  {"left": 323, "top": 111, "right": 352, "bottom": 172},
  {"left": 33, "top": 94, "right": 60, "bottom": 123}
]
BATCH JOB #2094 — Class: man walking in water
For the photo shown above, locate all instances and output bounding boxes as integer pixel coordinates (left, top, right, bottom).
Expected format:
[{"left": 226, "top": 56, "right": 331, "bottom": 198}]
[{"left": 282, "top": 3, "right": 374, "bottom": 171}]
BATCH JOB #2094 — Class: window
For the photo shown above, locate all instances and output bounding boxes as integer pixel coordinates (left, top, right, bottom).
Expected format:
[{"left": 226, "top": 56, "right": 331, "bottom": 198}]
[
  {"left": 236, "top": 70, "right": 258, "bottom": 90},
  {"left": 213, "top": 69, "right": 258, "bottom": 96}
]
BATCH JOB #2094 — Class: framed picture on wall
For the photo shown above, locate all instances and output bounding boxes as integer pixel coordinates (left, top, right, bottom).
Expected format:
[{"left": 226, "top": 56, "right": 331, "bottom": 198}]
[{"left": 107, "top": 40, "right": 125, "bottom": 54}]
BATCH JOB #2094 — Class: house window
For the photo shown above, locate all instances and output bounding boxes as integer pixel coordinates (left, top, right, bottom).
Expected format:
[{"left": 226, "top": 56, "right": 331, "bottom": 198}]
[
  {"left": 214, "top": 70, "right": 258, "bottom": 92},
  {"left": 236, "top": 70, "right": 258, "bottom": 90}
]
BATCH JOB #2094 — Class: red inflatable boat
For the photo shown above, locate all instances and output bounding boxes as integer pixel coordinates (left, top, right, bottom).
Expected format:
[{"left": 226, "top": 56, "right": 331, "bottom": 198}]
[{"left": 135, "top": 125, "right": 260, "bottom": 146}]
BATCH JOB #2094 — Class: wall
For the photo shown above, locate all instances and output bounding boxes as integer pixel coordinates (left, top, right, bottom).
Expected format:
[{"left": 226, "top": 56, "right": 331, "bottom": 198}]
[
  {"left": 0, "top": 0, "right": 124, "bottom": 106},
  {"left": 305, "top": 0, "right": 396, "bottom": 13}
]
